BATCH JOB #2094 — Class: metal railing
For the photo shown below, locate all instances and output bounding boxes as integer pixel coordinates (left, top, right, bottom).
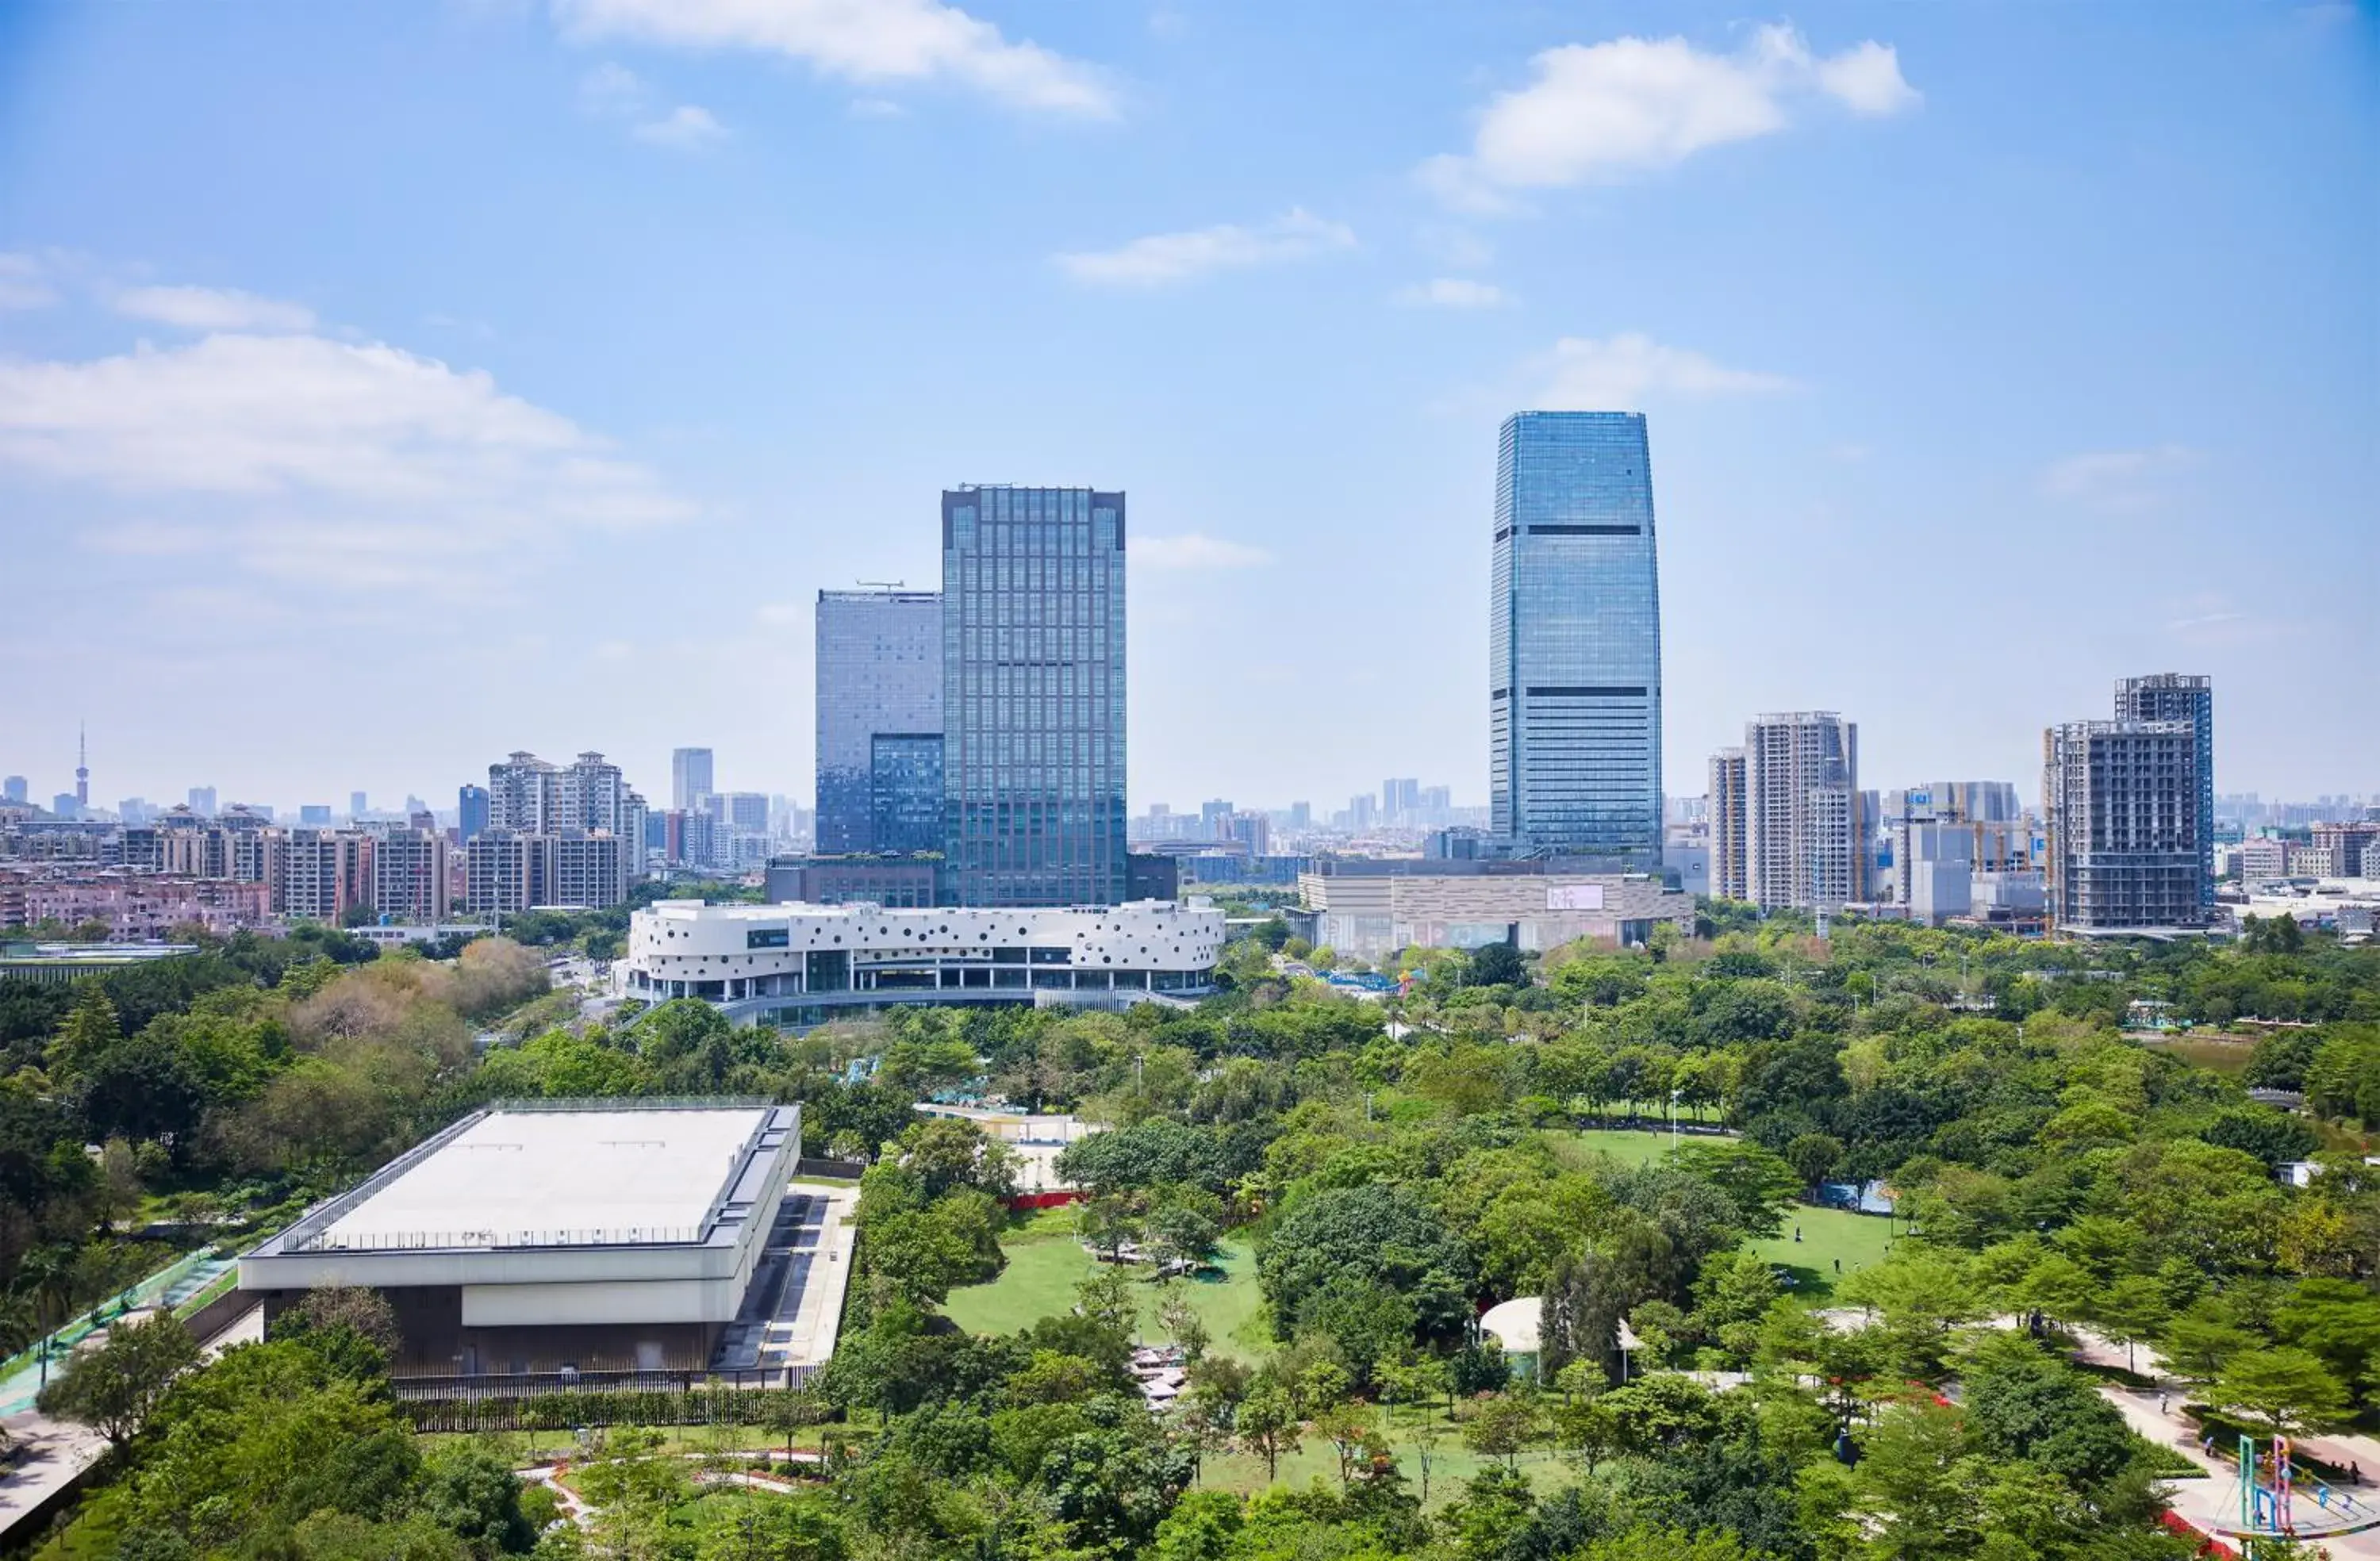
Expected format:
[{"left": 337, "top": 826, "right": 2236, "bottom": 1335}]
[
  {"left": 392, "top": 1363, "right": 816, "bottom": 1401},
  {"left": 284, "top": 1225, "right": 704, "bottom": 1253}
]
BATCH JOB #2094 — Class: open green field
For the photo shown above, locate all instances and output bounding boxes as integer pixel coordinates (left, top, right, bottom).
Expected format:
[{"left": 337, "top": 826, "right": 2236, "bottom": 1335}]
[
  {"left": 1547, "top": 1127, "right": 1897, "bottom": 1302},
  {"left": 2134, "top": 1033, "right": 2256, "bottom": 1076},
  {"left": 942, "top": 1207, "right": 1272, "bottom": 1361},
  {"left": 1196, "top": 1402, "right": 1584, "bottom": 1509},
  {"left": 1545, "top": 1125, "right": 1724, "bottom": 1167},
  {"left": 1749, "top": 1204, "right": 1898, "bottom": 1301}
]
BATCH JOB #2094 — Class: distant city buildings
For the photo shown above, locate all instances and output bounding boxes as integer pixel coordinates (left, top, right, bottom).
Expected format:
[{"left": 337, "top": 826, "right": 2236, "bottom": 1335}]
[
  {"left": 368, "top": 827, "right": 450, "bottom": 922},
  {"left": 670, "top": 747, "right": 713, "bottom": 815},
  {"left": 2113, "top": 674, "right": 2215, "bottom": 906},
  {"left": 941, "top": 485, "right": 1127, "bottom": 907},
  {"left": 2038, "top": 675, "right": 2215, "bottom": 934},
  {"left": 466, "top": 750, "right": 647, "bottom": 909},
  {"left": 1489, "top": 411, "right": 1664, "bottom": 870},
  {"left": 1708, "top": 750, "right": 1748, "bottom": 901},
  {"left": 1292, "top": 859, "right": 1692, "bottom": 960},
  {"left": 457, "top": 784, "right": 489, "bottom": 843},
  {"left": 1881, "top": 783, "right": 2039, "bottom": 926},
  {"left": 2044, "top": 709, "right": 2209, "bottom": 934},
  {"left": 1709, "top": 712, "right": 1865, "bottom": 914}
]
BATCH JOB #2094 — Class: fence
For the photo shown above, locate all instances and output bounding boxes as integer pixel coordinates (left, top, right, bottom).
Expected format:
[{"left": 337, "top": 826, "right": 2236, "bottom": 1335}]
[
  {"left": 0, "top": 1244, "right": 221, "bottom": 1413},
  {"left": 399, "top": 1369, "right": 821, "bottom": 1434},
  {"left": 285, "top": 1225, "right": 705, "bottom": 1253}
]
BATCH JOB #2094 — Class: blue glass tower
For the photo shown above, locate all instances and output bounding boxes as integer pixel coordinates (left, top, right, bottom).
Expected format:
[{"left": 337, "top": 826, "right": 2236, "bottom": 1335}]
[
  {"left": 815, "top": 589, "right": 942, "bottom": 855},
  {"left": 941, "top": 485, "right": 1127, "bottom": 907},
  {"left": 1490, "top": 412, "right": 1664, "bottom": 868},
  {"left": 457, "top": 784, "right": 489, "bottom": 843}
]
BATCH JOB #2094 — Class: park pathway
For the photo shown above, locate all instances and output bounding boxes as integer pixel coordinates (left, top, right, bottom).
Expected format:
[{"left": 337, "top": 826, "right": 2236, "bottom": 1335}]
[{"left": 2063, "top": 1321, "right": 2380, "bottom": 1559}]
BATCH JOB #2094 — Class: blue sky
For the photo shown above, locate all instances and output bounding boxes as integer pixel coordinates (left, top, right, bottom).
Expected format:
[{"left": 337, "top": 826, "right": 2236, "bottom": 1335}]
[{"left": 0, "top": 0, "right": 2371, "bottom": 817}]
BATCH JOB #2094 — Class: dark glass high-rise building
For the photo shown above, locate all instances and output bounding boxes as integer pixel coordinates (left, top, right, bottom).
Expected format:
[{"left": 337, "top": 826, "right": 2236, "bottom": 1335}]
[
  {"left": 457, "top": 784, "right": 489, "bottom": 843},
  {"left": 815, "top": 589, "right": 942, "bottom": 856},
  {"left": 941, "top": 485, "right": 1127, "bottom": 907},
  {"left": 1489, "top": 412, "right": 1663, "bottom": 869},
  {"left": 2113, "top": 673, "right": 2214, "bottom": 906}
]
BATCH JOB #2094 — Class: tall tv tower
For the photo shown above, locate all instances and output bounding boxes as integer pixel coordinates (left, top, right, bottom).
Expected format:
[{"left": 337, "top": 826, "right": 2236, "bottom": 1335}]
[{"left": 75, "top": 722, "right": 88, "bottom": 811}]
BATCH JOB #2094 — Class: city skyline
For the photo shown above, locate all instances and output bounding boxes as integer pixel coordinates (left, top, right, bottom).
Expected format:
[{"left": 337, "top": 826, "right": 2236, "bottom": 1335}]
[{"left": 0, "top": 5, "right": 2371, "bottom": 806}]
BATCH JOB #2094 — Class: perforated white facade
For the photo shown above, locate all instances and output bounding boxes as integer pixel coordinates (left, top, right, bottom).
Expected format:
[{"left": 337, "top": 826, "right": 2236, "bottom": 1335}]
[{"left": 622, "top": 898, "right": 1224, "bottom": 1026}]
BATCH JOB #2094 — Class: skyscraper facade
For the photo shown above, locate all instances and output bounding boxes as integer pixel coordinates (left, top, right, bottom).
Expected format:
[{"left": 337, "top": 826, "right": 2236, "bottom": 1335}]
[
  {"left": 1490, "top": 412, "right": 1664, "bottom": 869},
  {"left": 670, "top": 748, "right": 714, "bottom": 814},
  {"left": 815, "top": 589, "right": 943, "bottom": 856},
  {"left": 458, "top": 784, "right": 489, "bottom": 842},
  {"left": 941, "top": 485, "right": 1127, "bottom": 907},
  {"left": 1709, "top": 748, "right": 1749, "bottom": 901},
  {"left": 2043, "top": 719, "right": 2207, "bottom": 931},
  {"left": 2113, "top": 674, "right": 2214, "bottom": 906},
  {"left": 1741, "top": 711, "right": 1864, "bottom": 913}
]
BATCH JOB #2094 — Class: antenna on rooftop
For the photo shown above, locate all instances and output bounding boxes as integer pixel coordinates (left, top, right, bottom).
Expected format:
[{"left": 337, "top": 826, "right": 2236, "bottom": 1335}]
[{"left": 857, "top": 580, "right": 906, "bottom": 589}]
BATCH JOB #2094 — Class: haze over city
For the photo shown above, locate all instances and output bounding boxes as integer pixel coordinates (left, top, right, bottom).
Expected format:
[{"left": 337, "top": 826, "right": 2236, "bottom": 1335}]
[{"left": 0, "top": 2, "right": 2372, "bottom": 811}]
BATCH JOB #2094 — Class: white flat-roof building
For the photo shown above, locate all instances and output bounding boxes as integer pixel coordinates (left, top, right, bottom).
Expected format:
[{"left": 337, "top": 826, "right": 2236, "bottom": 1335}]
[
  {"left": 620, "top": 899, "right": 1224, "bottom": 1028},
  {"left": 240, "top": 1099, "right": 807, "bottom": 1379}
]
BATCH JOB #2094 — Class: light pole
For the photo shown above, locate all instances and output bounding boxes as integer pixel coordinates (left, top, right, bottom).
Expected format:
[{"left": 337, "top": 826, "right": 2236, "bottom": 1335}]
[{"left": 1669, "top": 1088, "right": 1681, "bottom": 1152}]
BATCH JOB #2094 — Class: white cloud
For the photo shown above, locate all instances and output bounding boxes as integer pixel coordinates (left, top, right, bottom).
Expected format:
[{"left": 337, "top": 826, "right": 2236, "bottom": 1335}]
[
  {"left": 1534, "top": 333, "right": 1795, "bottom": 408},
  {"left": 579, "top": 62, "right": 729, "bottom": 147},
  {"left": 754, "top": 601, "right": 807, "bottom": 627},
  {"left": 849, "top": 96, "right": 907, "bottom": 118},
  {"left": 578, "top": 61, "right": 649, "bottom": 115},
  {"left": 113, "top": 285, "right": 317, "bottom": 332},
  {"left": 633, "top": 104, "right": 731, "bottom": 147},
  {"left": 1815, "top": 40, "right": 1923, "bottom": 116},
  {"left": 0, "top": 332, "right": 690, "bottom": 593},
  {"left": 2040, "top": 444, "right": 2201, "bottom": 512},
  {"left": 1056, "top": 209, "right": 1356, "bottom": 289},
  {"left": 1133, "top": 533, "right": 1273, "bottom": 570},
  {"left": 1416, "top": 226, "right": 1495, "bottom": 271},
  {"left": 1421, "top": 24, "right": 1918, "bottom": 208},
  {"left": 1398, "top": 278, "right": 1511, "bottom": 309},
  {"left": 552, "top": 0, "right": 1116, "bottom": 117},
  {"left": 0, "top": 253, "right": 57, "bottom": 311}
]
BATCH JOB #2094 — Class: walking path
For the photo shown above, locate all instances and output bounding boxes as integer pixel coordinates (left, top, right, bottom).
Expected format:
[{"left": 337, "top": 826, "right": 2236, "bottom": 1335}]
[
  {"left": 0, "top": 1414, "right": 108, "bottom": 1540},
  {"left": 0, "top": 1247, "right": 232, "bottom": 1415},
  {"left": 2098, "top": 1383, "right": 2380, "bottom": 1559}
]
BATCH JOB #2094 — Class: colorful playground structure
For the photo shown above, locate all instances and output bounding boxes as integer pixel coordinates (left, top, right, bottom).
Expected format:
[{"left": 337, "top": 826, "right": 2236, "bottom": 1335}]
[{"left": 2226, "top": 1432, "right": 2380, "bottom": 1552}]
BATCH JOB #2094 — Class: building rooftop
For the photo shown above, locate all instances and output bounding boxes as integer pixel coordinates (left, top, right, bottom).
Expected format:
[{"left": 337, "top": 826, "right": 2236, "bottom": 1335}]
[
  {"left": 0, "top": 942, "right": 199, "bottom": 964},
  {"left": 262, "top": 1100, "right": 790, "bottom": 1254}
]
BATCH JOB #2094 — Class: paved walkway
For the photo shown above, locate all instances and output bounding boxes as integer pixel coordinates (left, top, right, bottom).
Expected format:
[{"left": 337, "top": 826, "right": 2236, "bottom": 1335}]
[
  {"left": 0, "top": 1414, "right": 109, "bottom": 1544},
  {"left": 773, "top": 1183, "right": 855, "bottom": 1372},
  {"left": 2063, "top": 1324, "right": 2380, "bottom": 1558}
]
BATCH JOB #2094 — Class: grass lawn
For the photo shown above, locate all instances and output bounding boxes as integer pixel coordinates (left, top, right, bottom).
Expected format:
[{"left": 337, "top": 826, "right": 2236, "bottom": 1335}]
[
  {"left": 1749, "top": 1204, "right": 1898, "bottom": 1302},
  {"left": 942, "top": 1206, "right": 1273, "bottom": 1361},
  {"left": 1197, "top": 1404, "right": 1583, "bottom": 1510},
  {"left": 1545, "top": 1126, "right": 1719, "bottom": 1167},
  {"left": 2134, "top": 1034, "right": 2255, "bottom": 1076},
  {"left": 1544, "top": 1127, "right": 1898, "bottom": 1303}
]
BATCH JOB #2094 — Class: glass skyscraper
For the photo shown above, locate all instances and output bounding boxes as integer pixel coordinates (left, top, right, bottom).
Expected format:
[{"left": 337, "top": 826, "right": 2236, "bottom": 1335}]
[
  {"left": 815, "top": 589, "right": 942, "bottom": 856},
  {"left": 941, "top": 485, "right": 1127, "bottom": 907},
  {"left": 1489, "top": 411, "right": 1664, "bottom": 869}
]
